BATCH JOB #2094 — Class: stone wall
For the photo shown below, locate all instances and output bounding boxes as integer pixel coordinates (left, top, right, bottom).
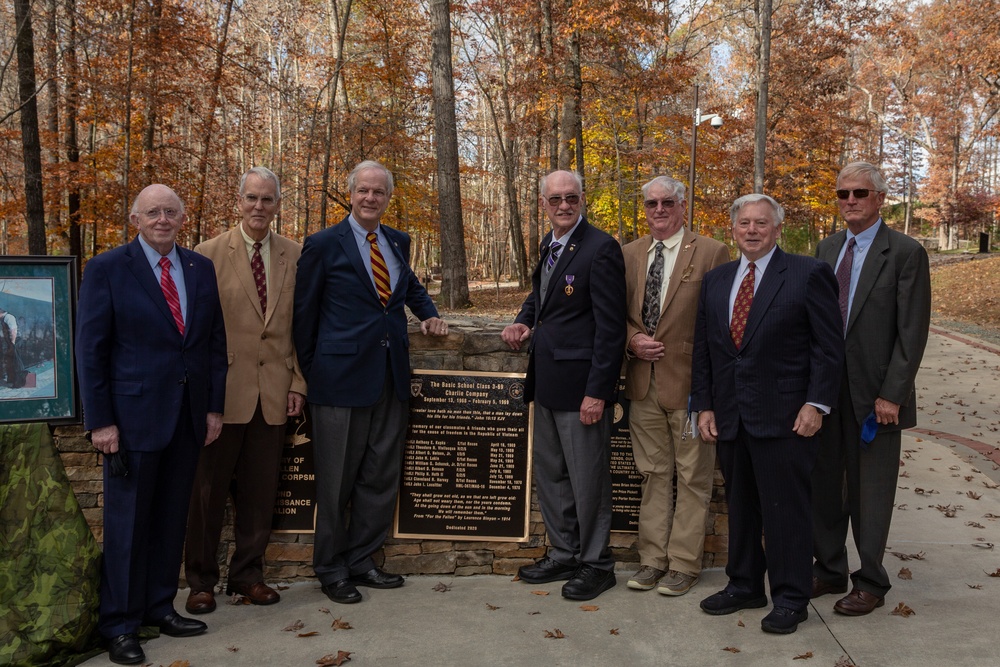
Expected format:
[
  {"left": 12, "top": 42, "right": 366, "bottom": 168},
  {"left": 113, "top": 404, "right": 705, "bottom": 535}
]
[{"left": 54, "top": 321, "right": 728, "bottom": 585}]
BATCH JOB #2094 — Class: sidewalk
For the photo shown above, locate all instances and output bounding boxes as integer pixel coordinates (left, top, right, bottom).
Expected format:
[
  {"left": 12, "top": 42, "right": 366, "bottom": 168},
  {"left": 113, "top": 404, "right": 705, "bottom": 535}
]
[{"left": 80, "top": 327, "right": 1000, "bottom": 667}]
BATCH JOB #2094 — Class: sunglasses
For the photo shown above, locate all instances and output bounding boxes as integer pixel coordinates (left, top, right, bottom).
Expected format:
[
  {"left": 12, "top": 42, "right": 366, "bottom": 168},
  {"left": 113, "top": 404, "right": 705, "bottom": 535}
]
[
  {"left": 836, "top": 189, "right": 878, "bottom": 200},
  {"left": 644, "top": 199, "right": 678, "bottom": 209},
  {"left": 546, "top": 194, "right": 581, "bottom": 206}
]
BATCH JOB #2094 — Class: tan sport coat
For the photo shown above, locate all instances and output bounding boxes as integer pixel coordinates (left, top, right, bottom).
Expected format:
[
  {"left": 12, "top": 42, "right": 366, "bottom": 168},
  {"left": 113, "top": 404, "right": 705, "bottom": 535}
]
[
  {"left": 623, "top": 229, "right": 730, "bottom": 410},
  {"left": 195, "top": 226, "right": 306, "bottom": 425}
]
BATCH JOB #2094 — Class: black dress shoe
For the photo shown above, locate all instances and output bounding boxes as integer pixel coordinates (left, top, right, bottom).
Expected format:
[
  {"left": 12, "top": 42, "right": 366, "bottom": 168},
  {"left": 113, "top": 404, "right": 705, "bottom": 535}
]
[
  {"left": 351, "top": 567, "right": 404, "bottom": 589},
  {"left": 761, "top": 606, "right": 808, "bottom": 634},
  {"left": 323, "top": 579, "right": 362, "bottom": 604},
  {"left": 147, "top": 611, "right": 208, "bottom": 637},
  {"left": 518, "top": 556, "right": 578, "bottom": 584},
  {"left": 699, "top": 590, "right": 768, "bottom": 615},
  {"left": 106, "top": 633, "right": 144, "bottom": 665},
  {"left": 561, "top": 565, "right": 617, "bottom": 600}
]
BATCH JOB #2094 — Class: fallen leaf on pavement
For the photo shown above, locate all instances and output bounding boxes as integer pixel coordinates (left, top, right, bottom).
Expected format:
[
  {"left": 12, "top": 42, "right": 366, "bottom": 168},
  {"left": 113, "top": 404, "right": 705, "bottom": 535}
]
[
  {"left": 298, "top": 631, "right": 320, "bottom": 637},
  {"left": 486, "top": 603, "right": 500, "bottom": 610},
  {"left": 890, "top": 602, "right": 915, "bottom": 617},
  {"left": 166, "top": 662, "right": 190, "bottom": 667},
  {"left": 793, "top": 651, "right": 814, "bottom": 659},
  {"left": 967, "top": 491, "right": 983, "bottom": 500},
  {"left": 432, "top": 582, "right": 452, "bottom": 592},
  {"left": 332, "top": 617, "right": 352, "bottom": 631},
  {"left": 227, "top": 645, "right": 239, "bottom": 652},
  {"left": 580, "top": 605, "right": 599, "bottom": 612},
  {"left": 531, "top": 590, "right": 550, "bottom": 596},
  {"left": 544, "top": 629, "right": 566, "bottom": 639},
  {"left": 737, "top": 619, "right": 745, "bottom": 627},
  {"left": 890, "top": 551, "right": 926, "bottom": 561},
  {"left": 722, "top": 646, "right": 740, "bottom": 653},
  {"left": 316, "top": 650, "right": 352, "bottom": 666},
  {"left": 967, "top": 521, "right": 985, "bottom": 529},
  {"left": 968, "top": 583, "right": 983, "bottom": 589},
  {"left": 609, "top": 628, "right": 619, "bottom": 635},
  {"left": 834, "top": 657, "right": 857, "bottom": 667},
  {"left": 985, "top": 568, "right": 1000, "bottom": 577},
  {"left": 319, "top": 608, "right": 330, "bottom": 614},
  {"left": 283, "top": 620, "right": 305, "bottom": 632},
  {"left": 898, "top": 567, "right": 912, "bottom": 580}
]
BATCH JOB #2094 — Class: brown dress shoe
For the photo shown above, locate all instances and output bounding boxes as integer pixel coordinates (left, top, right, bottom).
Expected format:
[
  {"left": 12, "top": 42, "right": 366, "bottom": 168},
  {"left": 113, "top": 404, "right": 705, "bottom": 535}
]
[
  {"left": 227, "top": 581, "right": 280, "bottom": 605},
  {"left": 185, "top": 590, "right": 216, "bottom": 614},
  {"left": 811, "top": 576, "right": 848, "bottom": 598},
  {"left": 834, "top": 587, "right": 884, "bottom": 616}
]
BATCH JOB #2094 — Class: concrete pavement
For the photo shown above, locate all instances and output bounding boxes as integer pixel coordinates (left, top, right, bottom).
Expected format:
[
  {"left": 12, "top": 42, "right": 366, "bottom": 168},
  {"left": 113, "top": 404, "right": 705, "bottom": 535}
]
[{"left": 79, "top": 327, "right": 1000, "bottom": 667}]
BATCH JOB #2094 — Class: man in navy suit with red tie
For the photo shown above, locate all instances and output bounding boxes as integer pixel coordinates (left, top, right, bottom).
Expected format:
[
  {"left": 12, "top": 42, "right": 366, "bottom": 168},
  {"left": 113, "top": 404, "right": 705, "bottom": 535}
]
[
  {"left": 76, "top": 184, "right": 227, "bottom": 664},
  {"left": 690, "top": 194, "right": 842, "bottom": 634},
  {"left": 294, "top": 160, "right": 448, "bottom": 605}
]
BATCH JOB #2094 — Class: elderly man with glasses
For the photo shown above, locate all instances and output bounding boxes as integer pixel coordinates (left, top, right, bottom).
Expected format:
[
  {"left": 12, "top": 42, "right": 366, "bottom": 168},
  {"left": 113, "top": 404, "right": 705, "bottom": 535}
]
[
  {"left": 502, "top": 170, "right": 626, "bottom": 601},
  {"left": 184, "top": 167, "right": 307, "bottom": 615},
  {"left": 811, "top": 161, "right": 931, "bottom": 616},
  {"left": 621, "top": 175, "right": 729, "bottom": 595}
]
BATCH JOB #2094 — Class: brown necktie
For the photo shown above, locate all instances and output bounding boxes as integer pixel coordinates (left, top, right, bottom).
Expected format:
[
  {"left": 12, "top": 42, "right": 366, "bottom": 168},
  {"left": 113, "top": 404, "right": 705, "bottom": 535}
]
[
  {"left": 158, "top": 256, "right": 185, "bottom": 335},
  {"left": 251, "top": 241, "right": 267, "bottom": 316},
  {"left": 367, "top": 232, "right": 392, "bottom": 305},
  {"left": 730, "top": 262, "right": 755, "bottom": 349}
]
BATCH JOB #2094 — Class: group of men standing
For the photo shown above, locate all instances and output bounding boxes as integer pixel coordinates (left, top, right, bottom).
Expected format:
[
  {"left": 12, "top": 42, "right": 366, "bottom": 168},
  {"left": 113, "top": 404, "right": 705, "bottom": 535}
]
[
  {"left": 75, "top": 158, "right": 929, "bottom": 663},
  {"left": 505, "top": 162, "right": 930, "bottom": 636}
]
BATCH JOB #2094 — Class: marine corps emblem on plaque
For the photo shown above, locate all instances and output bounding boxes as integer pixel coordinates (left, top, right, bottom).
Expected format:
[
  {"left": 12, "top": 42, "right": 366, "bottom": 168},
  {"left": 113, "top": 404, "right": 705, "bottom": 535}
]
[{"left": 508, "top": 382, "right": 524, "bottom": 400}]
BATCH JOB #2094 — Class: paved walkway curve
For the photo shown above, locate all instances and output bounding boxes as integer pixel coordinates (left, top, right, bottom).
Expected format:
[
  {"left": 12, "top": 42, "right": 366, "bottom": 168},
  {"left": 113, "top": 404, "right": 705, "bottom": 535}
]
[{"left": 79, "top": 328, "right": 1000, "bottom": 667}]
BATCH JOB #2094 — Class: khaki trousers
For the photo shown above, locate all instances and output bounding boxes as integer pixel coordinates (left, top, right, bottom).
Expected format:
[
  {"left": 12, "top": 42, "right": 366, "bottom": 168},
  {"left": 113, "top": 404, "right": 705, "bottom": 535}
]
[{"left": 628, "top": 380, "right": 715, "bottom": 575}]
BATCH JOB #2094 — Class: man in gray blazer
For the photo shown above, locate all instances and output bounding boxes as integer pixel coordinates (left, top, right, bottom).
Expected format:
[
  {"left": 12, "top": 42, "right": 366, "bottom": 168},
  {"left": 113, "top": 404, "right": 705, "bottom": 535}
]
[{"left": 811, "top": 162, "right": 931, "bottom": 616}]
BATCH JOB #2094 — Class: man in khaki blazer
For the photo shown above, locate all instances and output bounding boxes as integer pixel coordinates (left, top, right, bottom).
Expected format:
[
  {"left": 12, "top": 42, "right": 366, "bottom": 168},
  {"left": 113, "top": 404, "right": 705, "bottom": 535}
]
[
  {"left": 184, "top": 166, "right": 306, "bottom": 614},
  {"left": 622, "top": 175, "right": 729, "bottom": 595}
]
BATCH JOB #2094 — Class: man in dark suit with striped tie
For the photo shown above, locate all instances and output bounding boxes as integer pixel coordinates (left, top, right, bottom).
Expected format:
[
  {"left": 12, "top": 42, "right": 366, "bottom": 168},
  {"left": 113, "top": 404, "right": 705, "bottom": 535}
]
[
  {"left": 76, "top": 184, "right": 227, "bottom": 664},
  {"left": 294, "top": 160, "right": 448, "bottom": 605},
  {"left": 690, "top": 194, "right": 842, "bottom": 634},
  {"left": 502, "top": 170, "right": 626, "bottom": 601}
]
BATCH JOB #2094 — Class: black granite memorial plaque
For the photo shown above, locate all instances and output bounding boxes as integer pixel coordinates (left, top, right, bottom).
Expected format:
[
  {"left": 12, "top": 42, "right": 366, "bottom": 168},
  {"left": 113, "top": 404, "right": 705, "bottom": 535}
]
[
  {"left": 395, "top": 370, "right": 532, "bottom": 541},
  {"left": 271, "top": 408, "right": 317, "bottom": 533}
]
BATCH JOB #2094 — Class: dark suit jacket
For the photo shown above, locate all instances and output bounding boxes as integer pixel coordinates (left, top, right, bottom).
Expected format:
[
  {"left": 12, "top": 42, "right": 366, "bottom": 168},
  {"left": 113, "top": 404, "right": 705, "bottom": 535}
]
[
  {"left": 514, "top": 218, "right": 626, "bottom": 411},
  {"left": 690, "top": 246, "right": 843, "bottom": 441},
  {"left": 293, "top": 216, "right": 439, "bottom": 407},
  {"left": 816, "top": 223, "right": 931, "bottom": 429},
  {"left": 623, "top": 229, "right": 730, "bottom": 409},
  {"left": 76, "top": 238, "right": 227, "bottom": 449}
]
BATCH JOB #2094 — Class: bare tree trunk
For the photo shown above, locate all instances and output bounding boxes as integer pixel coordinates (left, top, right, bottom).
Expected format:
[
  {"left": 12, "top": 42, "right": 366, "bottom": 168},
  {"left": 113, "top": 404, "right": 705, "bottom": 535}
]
[
  {"left": 430, "top": 0, "right": 470, "bottom": 308},
  {"left": 191, "top": 0, "right": 235, "bottom": 243},
  {"left": 66, "top": 0, "right": 82, "bottom": 271},
  {"left": 122, "top": 0, "right": 136, "bottom": 243},
  {"left": 753, "top": 0, "right": 772, "bottom": 194},
  {"left": 14, "top": 0, "right": 46, "bottom": 254},
  {"left": 142, "top": 0, "right": 163, "bottom": 176}
]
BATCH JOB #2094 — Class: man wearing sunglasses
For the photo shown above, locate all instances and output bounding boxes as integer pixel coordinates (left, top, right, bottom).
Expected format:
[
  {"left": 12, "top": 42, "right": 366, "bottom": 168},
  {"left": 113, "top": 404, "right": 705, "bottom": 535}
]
[
  {"left": 621, "top": 176, "right": 729, "bottom": 596},
  {"left": 502, "top": 169, "right": 626, "bottom": 601},
  {"left": 812, "top": 162, "right": 931, "bottom": 616}
]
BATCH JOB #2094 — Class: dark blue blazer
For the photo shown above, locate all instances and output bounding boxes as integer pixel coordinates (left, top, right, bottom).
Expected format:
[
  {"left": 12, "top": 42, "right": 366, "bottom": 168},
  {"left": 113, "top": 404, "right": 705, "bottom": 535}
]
[
  {"left": 76, "top": 238, "right": 227, "bottom": 450},
  {"left": 293, "top": 217, "right": 439, "bottom": 407},
  {"left": 514, "top": 218, "right": 626, "bottom": 411},
  {"left": 690, "top": 246, "right": 843, "bottom": 441}
]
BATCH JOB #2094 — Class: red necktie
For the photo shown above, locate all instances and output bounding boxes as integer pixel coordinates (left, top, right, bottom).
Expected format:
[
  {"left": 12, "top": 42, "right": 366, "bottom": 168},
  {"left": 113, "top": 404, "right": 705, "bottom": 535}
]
[
  {"left": 158, "top": 256, "right": 185, "bottom": 335},
  {"left": 730, "top": 262, "right": 755, "bottom": 349},
  {"left": 251, "top": 242, "right": 267, "bottom": 316},
  {"left": 367, "top": 232, "right": 392, "bottom": 306}
]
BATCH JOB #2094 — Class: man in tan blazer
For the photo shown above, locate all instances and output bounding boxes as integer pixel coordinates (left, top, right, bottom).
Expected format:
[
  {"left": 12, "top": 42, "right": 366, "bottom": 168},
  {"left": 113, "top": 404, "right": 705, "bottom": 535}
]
[
  {"left": 184, "top": 166, "right": 306, "bottom": 613},
  {"left": 623, "top": 175, "right": 729, "bottom": 595}
]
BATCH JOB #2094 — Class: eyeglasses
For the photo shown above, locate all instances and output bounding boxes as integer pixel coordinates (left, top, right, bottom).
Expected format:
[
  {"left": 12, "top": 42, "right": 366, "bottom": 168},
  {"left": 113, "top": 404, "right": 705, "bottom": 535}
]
[
  {"left": 836, "top": 189, "right": 877, "bottom": 200},
  {"left": 142, "top": 208, "right": 181, "bottom": 220},
  {"left": 242, "top": 194, "right": 277, "bottom": 206},
  {"left": 545, "top": 194, "right": 581, "bottom": 207},
  {"left": 644, "top": 199, "right": 678, "bottom": 209}
]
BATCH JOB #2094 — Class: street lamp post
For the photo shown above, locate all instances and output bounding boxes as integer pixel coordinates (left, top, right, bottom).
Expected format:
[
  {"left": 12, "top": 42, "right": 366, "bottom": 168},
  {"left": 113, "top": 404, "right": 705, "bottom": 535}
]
[{"left": 687, "top": 83, "right": 723, "bottom": 231}]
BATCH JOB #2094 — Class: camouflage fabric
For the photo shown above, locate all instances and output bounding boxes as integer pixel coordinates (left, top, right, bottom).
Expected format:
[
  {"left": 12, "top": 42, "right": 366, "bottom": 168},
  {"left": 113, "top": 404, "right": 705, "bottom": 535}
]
[{"left": 0, "top": 423, "right": 102, "bottom": 666}]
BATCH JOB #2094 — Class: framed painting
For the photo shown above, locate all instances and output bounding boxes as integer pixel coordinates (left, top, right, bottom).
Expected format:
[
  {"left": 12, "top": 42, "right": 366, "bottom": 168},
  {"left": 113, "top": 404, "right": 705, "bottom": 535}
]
[{"left": 0, "top": 256, "right": 80, "bottom": 424}]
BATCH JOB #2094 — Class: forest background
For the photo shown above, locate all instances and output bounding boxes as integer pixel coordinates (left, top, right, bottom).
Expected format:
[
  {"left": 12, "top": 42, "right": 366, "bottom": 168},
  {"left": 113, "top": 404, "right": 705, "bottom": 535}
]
[{"left": 2, "top": 0, "right": 999, "bottom": 308}]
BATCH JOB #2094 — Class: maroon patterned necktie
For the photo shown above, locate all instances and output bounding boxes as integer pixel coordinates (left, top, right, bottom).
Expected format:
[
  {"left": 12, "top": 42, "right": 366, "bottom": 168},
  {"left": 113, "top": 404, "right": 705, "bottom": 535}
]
[
  {"left": 730, "top": 262, "right": 755, "bottom": 349},
  {"left": 251, "top": 242, "right": 267, "bottom": 316},
  {"left": 367, "top": 232, "right": 392, "bottom": 305},
  {"left": 836, "top": 237, "right": 856, "bottom": 331},
  {"left": 158, "top": 257, "right": 185, "bottom": 335}
]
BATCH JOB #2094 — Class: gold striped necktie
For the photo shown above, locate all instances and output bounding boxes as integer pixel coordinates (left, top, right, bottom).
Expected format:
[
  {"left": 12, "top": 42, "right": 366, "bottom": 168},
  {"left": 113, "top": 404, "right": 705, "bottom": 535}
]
[{"left": 367, "top": 232, "right": 392, "bottom": 305}]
